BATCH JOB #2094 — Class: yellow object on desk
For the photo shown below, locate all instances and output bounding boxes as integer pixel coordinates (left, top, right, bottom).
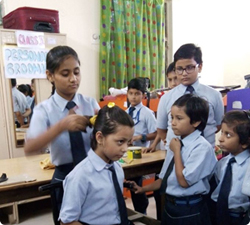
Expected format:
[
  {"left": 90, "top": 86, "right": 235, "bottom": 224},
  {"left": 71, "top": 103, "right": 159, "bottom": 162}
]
[
  {"left": 40, "top": 157, "right": 55, "bottom": 170},
  {"left": 127, "top": 146, "right": 142, "bottom": 159}
]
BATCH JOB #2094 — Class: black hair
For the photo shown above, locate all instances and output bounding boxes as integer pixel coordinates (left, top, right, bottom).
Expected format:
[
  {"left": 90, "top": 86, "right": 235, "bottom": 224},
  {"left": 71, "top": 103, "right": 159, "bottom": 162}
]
[
  {"left": 11, "top": 79, "right": 16, "bottom": 87},
  {"left": 172, "top": 94, "right": 209, "bottom": 131},
  {"left": 46, "top": 46, "right": 80, "bottom": 95},
  {"left": 127, "top": 78, "right": 146, "bottom": 94},
  {"left": 17, "top": 84, "right": 29, "bottom": 95},
  {"left": 91, "top": 105, "right": 134, "bottom": 150},
  {"left": 26, "top": 84, "right": 33, "bottom": 97},
  {"left": 174, "top": 43, "right": 203, "bottom": 65},
  {"left": 166, "top": 62, "right": 175, "bottom": 76},
  {"left": 222, "top": 110, "right": 250, "bottom": 149}
]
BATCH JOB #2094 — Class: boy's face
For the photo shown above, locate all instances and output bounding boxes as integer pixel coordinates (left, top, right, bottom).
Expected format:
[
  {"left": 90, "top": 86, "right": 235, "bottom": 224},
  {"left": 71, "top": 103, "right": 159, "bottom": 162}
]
[
  {"left": 167, "top": 71, "right": 180, "bottom": 89},
  {"left": 175, "top": 58, "right": 202, "bottom": 86},
  {"left": 218, "top": 123, "right": 245, "bottom": 156},
  {"left": 171, "top": 105, "right": 199, "bottom": 139},
  {"left": 127, "top": 88, "right": 144, "bottom": 107}
]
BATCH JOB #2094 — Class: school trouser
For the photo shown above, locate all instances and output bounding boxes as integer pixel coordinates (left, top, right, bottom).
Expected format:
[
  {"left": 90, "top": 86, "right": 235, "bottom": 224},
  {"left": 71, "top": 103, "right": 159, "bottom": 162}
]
[
  {"left": 130, "top": 176, "right": 149, "bottom": 214},
  {"left": 50, "top": 163, "right": 74, "bottom": 225},
  {"left": 161, "top": 194, "right": 211, "bottom": 225},
  {"left": 209, "top": 200, "right": 250, "bottom": 225}
]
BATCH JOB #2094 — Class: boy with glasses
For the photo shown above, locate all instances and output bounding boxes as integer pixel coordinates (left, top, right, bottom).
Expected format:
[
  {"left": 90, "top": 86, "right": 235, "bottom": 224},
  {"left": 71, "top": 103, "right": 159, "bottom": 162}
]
[{"left": 157, "top": 43, "right": 224, "bottom": 150}]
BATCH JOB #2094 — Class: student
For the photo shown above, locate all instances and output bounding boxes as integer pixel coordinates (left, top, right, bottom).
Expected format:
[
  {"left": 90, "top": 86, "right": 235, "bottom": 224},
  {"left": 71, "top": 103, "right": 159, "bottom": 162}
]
[
  {"left": 157, "top": 43, "right": 224, "bottom": 150},
  {"left": 126, "top": 78, "right": 157, "bottom": 214},
  {"left": 144, "top": 62, "right": 180, "bottom": 154},
  {"left": 143, "top": 62, "right": 180, "bottom": 220},
  {"left": 11, "top": 79, "right": 31, "bottom": 128},
  {"left": 210, "top": 110, "right": 250, "bottom": 225},
  {"left": 59, "top": 104, "right": 134, "bottom": 225},
  {"left": 24, "top": 45, "right": 100, "bottom": 225},
  {"left": 127, "top": 94, "right": 217, "bottom": 225}
]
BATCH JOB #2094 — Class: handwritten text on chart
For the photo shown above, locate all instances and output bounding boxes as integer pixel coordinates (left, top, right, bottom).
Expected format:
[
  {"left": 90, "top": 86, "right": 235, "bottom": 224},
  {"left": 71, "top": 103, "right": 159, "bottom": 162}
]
[{"left": 3, "top": 47, "right": 48, "bottom": 79}]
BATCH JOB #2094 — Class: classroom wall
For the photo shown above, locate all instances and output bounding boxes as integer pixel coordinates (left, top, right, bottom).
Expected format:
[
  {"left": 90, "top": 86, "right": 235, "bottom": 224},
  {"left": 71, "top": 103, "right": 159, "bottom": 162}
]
[
  {"left": 3, "top": 0, "right": 250, "bottom": 98},
  {"left": 172, "top": 0, "right": 250, "bottom": 89},
  {"left": 3, "top": 0, "right": 101, "bottom": 100}
]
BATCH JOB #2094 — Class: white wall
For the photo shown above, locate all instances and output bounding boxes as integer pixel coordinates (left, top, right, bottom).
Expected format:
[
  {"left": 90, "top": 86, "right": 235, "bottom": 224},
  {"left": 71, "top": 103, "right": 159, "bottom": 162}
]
[
  {"left": 3, "top": 0, "right": 101, "bottom": 100},
  {"left": 172, "top": 0, "right": 250, "bottom": 89}
]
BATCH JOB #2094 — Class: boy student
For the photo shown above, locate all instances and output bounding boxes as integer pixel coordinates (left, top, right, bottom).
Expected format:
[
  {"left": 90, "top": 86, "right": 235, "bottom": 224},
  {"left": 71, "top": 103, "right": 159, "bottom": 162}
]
[
  {"left": 144, "top": 62, "right": 180, "bottom": 154},
  {"left": 127, "top": 94, "right": 217, "bottom": 224},
  {"left": 126, "top": 78, "right": 157, "bottom": 214},
  {"left": 157, "top": 43, "right": 224, "bottom": 150},
  {"left": 211, "top": 110, "right": 250, "bottom": 225}
]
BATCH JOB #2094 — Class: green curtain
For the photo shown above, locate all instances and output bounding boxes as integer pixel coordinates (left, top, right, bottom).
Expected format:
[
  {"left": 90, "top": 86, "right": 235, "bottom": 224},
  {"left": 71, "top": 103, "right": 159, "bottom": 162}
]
[{"left": 99, "top": 0, "right": 165, "bottom": 98}]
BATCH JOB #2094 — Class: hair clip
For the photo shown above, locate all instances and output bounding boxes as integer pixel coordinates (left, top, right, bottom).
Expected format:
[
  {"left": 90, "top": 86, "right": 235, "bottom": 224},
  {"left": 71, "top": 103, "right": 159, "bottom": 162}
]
[
  {"left": 90, "top": 115, "right": 97, "bottom": 126},
  {"left": 107, "top": 102, "right": 115, "bottom": 108}
]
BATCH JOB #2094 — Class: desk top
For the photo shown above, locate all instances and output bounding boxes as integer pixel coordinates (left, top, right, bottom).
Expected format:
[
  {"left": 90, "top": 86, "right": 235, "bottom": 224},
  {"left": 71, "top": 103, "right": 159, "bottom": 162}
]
[{"left": 0, "top": 150, "right": 166, "bottom": 191}]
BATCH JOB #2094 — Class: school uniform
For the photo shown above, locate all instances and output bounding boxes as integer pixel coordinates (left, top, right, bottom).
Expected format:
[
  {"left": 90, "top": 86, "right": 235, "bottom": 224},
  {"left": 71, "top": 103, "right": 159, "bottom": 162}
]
[
  {"left": 157, "top": 79, "right": 224, "bottom": 149},
  {"left": 126, "top": 102, "right": 157, "bottom": 147},
  {"left": 12, "top": 86, "right": 30, "bottom": 126},
  {"left": 159, "top": 129, "right": 217, "bottom": 225},
  {"left": 211, "top": 151, "right": 250, "bottom": 225},
  {"left": 59, "top": 149, "right": 124, "bottom": 225},
  {"left": 126, "top": 103, "right": 156, "bottom": 213},
  {"left": 27, "top": 90, "right": 100, "bottom": 224}
]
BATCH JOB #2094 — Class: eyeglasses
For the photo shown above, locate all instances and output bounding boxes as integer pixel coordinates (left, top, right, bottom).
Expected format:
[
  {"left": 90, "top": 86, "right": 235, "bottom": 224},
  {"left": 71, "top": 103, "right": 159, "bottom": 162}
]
[{"left": 175, "top": 64, "right": 199, "bottom": 75}]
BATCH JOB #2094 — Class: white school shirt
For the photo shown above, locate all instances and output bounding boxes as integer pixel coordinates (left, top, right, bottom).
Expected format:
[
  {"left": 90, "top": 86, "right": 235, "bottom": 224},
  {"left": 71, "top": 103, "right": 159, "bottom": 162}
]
[
  {"left": 126, "top": 102, "right": 156, "bottom": 147},
  {"left": 211, "top": 150, "right": 250, "bottom": 212},
  {"left": 59, "top": 149, "right": 124, "bottom": 225},
  {"left": 157, "top": 79, "right": 224, "bottom": 149},
  {"left": 26, "top": 91, "right": 100, "bottom": 166},
  {"left": 159, "top": 130, "right": 217, "bottom": 196}
]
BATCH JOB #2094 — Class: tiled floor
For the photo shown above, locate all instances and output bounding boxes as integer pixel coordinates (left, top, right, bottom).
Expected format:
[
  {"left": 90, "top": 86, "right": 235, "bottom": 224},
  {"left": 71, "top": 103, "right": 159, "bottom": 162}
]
[{"left": 0, "top": 196, "right": 157, "bottom": 225}]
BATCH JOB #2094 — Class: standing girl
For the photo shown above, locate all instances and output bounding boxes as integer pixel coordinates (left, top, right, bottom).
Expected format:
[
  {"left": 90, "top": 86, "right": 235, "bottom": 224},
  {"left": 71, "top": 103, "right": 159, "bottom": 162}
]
[
  {"left": 59, "top": 104, "right": 134, "bottom": 225},
  {"left": 24, "top": 46, "right": 100, "bottom": 225},
  {"left": 211, "top": 110, "right": 250, "bottom": 225}
]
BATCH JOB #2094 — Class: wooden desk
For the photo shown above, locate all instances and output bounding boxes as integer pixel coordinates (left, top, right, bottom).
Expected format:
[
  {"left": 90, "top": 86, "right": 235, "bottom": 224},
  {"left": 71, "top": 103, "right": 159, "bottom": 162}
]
[{"left": 0, "top": 151, "right": 166, "bottom": 205}]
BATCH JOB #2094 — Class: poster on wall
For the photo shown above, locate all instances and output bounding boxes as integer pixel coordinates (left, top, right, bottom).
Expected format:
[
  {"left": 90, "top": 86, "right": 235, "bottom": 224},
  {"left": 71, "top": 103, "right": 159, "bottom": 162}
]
[{"left": 3, "top": 46, "right": 48, "bottom": 79}]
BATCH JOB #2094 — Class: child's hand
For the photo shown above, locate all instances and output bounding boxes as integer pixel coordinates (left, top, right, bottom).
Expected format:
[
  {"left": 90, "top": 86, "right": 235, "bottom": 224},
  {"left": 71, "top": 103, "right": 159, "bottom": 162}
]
[
  {"left": 131, "top": 135, "right": 143, "bottom": 143},
  {"left": 124, "top": 181, "right": 144, "bottom": 194},
  {"left": 60, "top": 114, "right": 90, "bottom": 132},
  {"left": 143, "top": 145, "right": 156, "bottom": 153},
  {"left": 169, "top": 138, "right": 182, "bottom": 154}
]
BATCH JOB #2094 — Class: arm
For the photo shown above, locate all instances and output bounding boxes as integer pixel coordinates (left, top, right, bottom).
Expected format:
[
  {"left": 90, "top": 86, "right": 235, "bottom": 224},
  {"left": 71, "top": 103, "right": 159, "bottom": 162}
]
[
  {"left": 143, "top": 134, "right": 161, "bottom": 153},
  {"left": 169, "top": 138, "right": 189, "bottom": 188},
  {"left": 22, "top": 108, "right": 31, "bottom": 117},
  {"left": 24, "top": 114, "right": 90, "bottom": 153},
  {"left": 15, "top": 111, "right": 24, "bottom": 126},
  {"left": 131, "top": 131, "right": 157, "bottom": 143},
  {"left": 157, "top": 128, "right": 167, "bottom": 144},
  {"left": 125, "top": 178, "right": 162, "bottom": 194}
]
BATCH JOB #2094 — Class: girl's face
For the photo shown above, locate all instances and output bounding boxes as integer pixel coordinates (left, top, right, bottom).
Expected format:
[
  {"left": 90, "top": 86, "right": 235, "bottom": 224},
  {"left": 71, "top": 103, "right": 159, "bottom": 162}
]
[
  {"left": 219, "top": 123, "right": 245, "bottom": 156},
  {"left": 171, "top": 105, "right": 199, "bottom": 139},
  {"left": 96, "top": 125, "right": 134, "bottom": 163},
  {"left": 47, "top": 55, "right": 81, "bottom": 101}
]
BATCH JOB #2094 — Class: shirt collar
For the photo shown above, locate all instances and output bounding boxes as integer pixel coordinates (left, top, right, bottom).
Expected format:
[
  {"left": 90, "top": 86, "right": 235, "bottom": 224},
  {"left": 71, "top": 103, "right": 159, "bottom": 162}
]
[
  {"left": 130, "top": 102, "right": 143, "bottom": 111},
  {"left": 180, "top": 79, "right": 200, "bottom": 94},
  {"left": 230, "top": 150, "right": 250, "bottom": 165},
  {"left": 53, "top": 91, "right": 79, "bottom": 111},
  {"left": 88, "top": 149, "right": 114, "bottom": 171},
  {"left": 181, "top": 129, "right": 202, "bottom": 148}
]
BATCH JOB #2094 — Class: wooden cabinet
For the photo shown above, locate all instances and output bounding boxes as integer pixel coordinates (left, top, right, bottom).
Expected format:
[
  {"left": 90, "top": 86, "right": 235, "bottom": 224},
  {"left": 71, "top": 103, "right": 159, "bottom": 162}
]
[{"left": 0, "top": 29, "right": 66, "bottom": 159}]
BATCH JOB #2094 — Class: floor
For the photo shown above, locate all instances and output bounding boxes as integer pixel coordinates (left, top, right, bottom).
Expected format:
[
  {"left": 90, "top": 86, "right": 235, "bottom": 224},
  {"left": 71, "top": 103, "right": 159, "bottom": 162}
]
[{"left": 0, "top": 196, "right": 157, "bottom": 225}]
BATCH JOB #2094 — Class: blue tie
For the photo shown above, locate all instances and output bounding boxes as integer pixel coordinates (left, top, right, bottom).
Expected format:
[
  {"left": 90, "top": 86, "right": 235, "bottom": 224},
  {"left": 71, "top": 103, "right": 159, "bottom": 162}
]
[
  {"left": 66, "top": 101, "right": 86, "bottom": 166},
  {"left": 108, "top": 166, "right": 130, "bottom": 225},
  {"left": 128, "top": 107, "right": 135, "bottom": 118},
  {"left": 186, "top": 85, "right": 194, "bottom": 94},
  {"left": 217, "top": 157, "right": 236, "bottom": 225}
]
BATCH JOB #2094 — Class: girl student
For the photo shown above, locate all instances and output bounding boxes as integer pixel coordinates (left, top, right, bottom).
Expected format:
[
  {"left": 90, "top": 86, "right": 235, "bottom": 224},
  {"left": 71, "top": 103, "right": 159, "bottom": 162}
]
[
  {"left": 211, "top": 110, "right": 250, "bottom": 225},
  {"left": 59, "top": 103, "right": 135, "bottom": 225},
  {"left": 127, "top": 94, "right": 217, "bottom": 225},
  {"left": 24, "top": 46, "right": 100, "bottom": 225}
]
